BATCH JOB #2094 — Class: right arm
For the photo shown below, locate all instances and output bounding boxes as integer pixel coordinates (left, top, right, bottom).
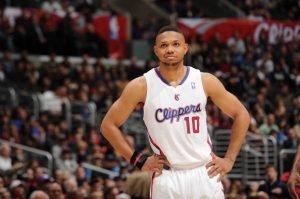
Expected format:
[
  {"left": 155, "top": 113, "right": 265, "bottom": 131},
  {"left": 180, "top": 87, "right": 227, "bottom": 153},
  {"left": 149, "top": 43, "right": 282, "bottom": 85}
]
[
  {"left": 287, "top": 145, "right": 300, "bottom": 199},
  {"left": 100, "top": 76, "right": 168, "bottom": 172},
  {"left": 100, "top": 77, "right": 146, "bottom": 162}
]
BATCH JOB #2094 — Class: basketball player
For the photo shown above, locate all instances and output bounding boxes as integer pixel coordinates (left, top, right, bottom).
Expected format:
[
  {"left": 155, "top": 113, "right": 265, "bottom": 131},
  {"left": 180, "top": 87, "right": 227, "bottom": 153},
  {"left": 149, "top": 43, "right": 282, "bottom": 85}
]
[
  {"left": 100, "top": 25, "right": 250, "bottom": 198},
  {"left": 288, "top": 145, "right": 300, "bottom": 199}
]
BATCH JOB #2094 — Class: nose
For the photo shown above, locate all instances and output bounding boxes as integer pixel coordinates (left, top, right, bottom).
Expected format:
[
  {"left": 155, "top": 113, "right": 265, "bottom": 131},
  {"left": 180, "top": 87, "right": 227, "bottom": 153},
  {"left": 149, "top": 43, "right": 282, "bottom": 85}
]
[{"left": 166, "top": 46, "right": 174, "bottom": 53}]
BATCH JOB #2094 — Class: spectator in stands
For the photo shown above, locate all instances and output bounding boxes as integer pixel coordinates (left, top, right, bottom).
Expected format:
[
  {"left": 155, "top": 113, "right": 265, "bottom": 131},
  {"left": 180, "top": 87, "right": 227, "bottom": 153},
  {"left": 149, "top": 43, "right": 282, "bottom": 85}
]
[
  {"left": 226, "top": 180, "right": 244, "bottom": 198},
  {"left": 30, "top": 120, "right": 47, "bottom": 148},
  {"left": 1, "top": 51, "right": 15, "bottom": 79},
  {"left": 12, "top": 148, "right": 26, "bottom": 166},
  {"left": 41, "top": 0, "right": 62, "bottom": 14},
  {"left": 29, "top": 190, "right": 50, "bottom": 199},
  {"left": 0, "top": 188, "right": 11, "bottom": 199},
  {"left": 22, "top": 167, "right": 36, "bottom": 193},
  {"left": 75, "top": 166, "right": 88, "bottom": 186},
  {"left": 104, "top": 185, "right": 120, "bottom": 199},
  {"left": 56, "top": 148, "right": 78, "bottom": 175},
  {"left": 95, "top": 0, "right": 111, "bottom": 16},
  {"left": 165, "top": 0, "right": 185, "bottom": 17},
  {"left": 11, "top": 107, "right": 29, "bottom": 139},
  {"left": 283, "top": 128, "right": 299, "bottom": 149},
  {"left": 34, "top": 166, "right": 50, "bottom": 186},
  {"left": 9, "top": 179, "right": 26, "bottom": 199},
  {"left": 84, "top": 23, "right": 108, "bottom": 57},
  {"left": 143, "top": 15, "right": 162, "bottom": 44},
  {"left": 46, "top": 182, "right": 64, "bottom": 199},
  {"left": 0, "top": 144, "right": 12, "bottom": 172},
  {"left": 244, "top": 181, "right": 260, "bottom": 198},
  {"left": 125, "top": 168, "right": 150, "bottom": 199},
  {"left": 182, "top": 0, "right": 203, "bottom": 18},
  {"left": 226, "top": 65, "right": 243, "bottom": 96},
  {"left": 62, "top": 177, "right": 78, "bottom": 195},
  {"left": 258, "top": 164, "right": 290, "bottom": 199},
  {"left": 256, "top": 52, "right": 275, "bottom": 76},
  {"left": 27, "top": 14, "right": 48, "bottom": 54},
  {"left": 0, "top": 62, "right": 5, "bottom": 82},
  {"left": 132, "top": 19, "right": 146, "bottom": 40},
  {"left": 0, "top": 9, "right": 11, "bottom": 51},
  {"left": 259, "top": 114, "right": 279, "bottom": 137},
  {"left": 53, "top": 168, "right": 65, "bottom": 185},
  {"left": 227, "top": 31, "right": 246, "bottom": 55},
  {"left": 189, "top": 35, "right": 202, "bottom": 66},
  {"left": 90, "top": 191, "right": 104, "bottom": 199}
]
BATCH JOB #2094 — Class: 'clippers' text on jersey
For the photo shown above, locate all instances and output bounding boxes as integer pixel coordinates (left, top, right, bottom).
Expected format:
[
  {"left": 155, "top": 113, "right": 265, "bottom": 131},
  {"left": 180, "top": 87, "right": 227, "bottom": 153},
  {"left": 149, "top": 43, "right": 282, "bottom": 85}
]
[{"left": 155, "top": 103, "right": 202, "bottom": 123}]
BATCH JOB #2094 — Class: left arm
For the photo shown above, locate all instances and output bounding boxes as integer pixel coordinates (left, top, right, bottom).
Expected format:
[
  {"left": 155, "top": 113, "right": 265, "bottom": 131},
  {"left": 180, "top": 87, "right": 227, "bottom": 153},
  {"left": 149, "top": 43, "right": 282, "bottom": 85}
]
[{"left": 202, "top": 73, "right": 250, "bottom": 180}]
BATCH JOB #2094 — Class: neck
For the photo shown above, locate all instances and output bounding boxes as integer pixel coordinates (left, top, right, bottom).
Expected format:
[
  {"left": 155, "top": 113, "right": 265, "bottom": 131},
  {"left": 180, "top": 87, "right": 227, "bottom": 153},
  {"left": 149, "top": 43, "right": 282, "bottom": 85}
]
[{"left": 158, "top": 63, "right": 186, "bottom": 86}]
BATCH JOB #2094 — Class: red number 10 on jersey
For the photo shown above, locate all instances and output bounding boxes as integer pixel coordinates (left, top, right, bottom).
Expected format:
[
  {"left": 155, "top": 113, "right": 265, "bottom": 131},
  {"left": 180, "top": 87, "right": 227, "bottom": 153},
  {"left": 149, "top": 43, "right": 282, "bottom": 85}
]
[{"left": 184, "top": 116, "right": 200, "bottom": 134}]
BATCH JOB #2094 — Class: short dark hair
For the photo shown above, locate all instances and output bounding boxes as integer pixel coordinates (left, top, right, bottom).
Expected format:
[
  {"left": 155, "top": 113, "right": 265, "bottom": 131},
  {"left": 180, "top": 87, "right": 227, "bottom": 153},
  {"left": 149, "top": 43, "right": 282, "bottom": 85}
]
[
  {"left": 157, "top": 25, "right": 183, "bottom": 35},
  {"left": 265, "top": 164, "right": 276, "bottom": 171},
  {"left": 155, "top": 25, "right": 184, "bottom": 43}
]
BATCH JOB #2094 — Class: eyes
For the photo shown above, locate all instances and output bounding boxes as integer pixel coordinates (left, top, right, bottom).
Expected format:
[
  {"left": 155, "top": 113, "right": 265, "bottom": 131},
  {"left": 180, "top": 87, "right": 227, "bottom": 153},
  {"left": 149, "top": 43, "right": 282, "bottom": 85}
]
[{"left": 160, "top": 42, "right": 181, "bottom": 48}]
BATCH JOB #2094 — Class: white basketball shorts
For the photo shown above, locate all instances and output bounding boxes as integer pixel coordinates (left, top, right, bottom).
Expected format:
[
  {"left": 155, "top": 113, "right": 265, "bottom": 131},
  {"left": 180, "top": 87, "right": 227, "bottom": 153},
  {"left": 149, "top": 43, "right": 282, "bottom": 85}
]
[{"left": 150, "top": 165, "right": 224, "bottom": 199}]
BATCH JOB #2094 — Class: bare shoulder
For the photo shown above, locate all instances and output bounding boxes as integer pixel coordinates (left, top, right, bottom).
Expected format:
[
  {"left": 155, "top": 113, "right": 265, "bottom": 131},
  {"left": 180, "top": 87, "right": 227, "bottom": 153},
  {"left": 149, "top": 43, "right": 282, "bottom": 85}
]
[
  {"left": 201, "top": 72, "right": 224, "bottom": 97},
  {"left": 125, "top": 76, "right": 147, "bottom": 93},
  {"left": 121, "top": 76, "right": 147, "bottom": 103},
  {"left": 201, "top": 72, "right": 217, "bottom": 83}
]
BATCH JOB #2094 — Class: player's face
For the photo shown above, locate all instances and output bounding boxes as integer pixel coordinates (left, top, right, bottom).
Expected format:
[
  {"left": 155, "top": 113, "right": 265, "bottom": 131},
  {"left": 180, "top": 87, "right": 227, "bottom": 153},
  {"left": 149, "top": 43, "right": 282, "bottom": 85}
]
[{"left": 154, "top": 31, "right": 188, "bottom": 66}]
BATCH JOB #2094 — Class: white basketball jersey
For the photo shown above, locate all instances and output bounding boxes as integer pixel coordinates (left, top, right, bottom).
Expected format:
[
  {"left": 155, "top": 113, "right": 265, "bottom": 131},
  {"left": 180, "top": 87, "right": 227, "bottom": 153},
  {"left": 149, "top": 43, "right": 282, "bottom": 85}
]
[{"left": 143, "top": 66, "right": 213, "bottom": 169}]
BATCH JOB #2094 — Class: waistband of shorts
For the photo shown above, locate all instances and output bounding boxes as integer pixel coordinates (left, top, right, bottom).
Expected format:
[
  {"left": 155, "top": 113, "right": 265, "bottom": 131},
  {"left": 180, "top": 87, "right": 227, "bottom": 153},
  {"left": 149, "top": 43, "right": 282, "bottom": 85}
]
[{"left": 166, "top": 162, "right": 209, "bottom": 171}]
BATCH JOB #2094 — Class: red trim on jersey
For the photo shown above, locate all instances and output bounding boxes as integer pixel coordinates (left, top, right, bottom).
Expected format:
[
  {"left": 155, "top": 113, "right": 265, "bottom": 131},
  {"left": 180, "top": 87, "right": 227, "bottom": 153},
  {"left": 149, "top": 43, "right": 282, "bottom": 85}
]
[
  {"left": 207, "top": 136, "right": 212, "bottom": 149},
  {"left": 210, "top": 152, "right": 215, "bottom": 160},
  {"left": 147, "top": 132, "right": 166, "bottom": 156},
  {"left": 133, "top": 153, "right": 143, "bottom": 166},
  {"left": 150, "top": 172, "right": 156, "bottom": 199}
]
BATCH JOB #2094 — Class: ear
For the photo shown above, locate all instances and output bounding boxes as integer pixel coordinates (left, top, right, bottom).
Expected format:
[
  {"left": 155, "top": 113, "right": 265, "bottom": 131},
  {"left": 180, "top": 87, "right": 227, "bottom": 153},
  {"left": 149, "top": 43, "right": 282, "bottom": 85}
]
[{"left": 184, "top": 43, "right": 189, "bottom": 55}]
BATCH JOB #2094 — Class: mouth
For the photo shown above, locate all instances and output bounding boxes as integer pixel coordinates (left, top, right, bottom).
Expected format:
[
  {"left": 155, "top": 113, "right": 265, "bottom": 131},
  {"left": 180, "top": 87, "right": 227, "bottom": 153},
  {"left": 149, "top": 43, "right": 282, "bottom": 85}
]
[{"left": 164, "top": 55, "right": 176, "bottom": 59}]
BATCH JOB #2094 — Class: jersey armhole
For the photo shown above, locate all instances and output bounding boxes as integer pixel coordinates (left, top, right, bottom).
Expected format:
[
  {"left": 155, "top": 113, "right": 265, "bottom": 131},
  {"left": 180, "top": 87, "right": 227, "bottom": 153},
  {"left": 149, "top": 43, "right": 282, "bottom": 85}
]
[
  {"left": 199, "top": 72, "right": 208, "bottom": 99},
  {"left": 143, "top": 74, "right": 150, "bottom": 120}
]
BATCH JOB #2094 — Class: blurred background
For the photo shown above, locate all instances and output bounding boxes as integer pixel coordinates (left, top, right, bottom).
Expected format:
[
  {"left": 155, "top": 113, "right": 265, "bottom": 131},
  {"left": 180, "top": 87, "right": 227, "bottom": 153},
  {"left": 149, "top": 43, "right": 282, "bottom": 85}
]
[{"left": 0, "top": 0, "right": 299, "bottom": 198}]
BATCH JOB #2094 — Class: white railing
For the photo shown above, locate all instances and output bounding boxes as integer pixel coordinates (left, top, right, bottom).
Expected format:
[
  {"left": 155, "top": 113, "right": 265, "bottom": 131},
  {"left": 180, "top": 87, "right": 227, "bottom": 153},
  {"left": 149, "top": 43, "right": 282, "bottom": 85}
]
[
  {"left": 0, "top": 139, "right": 53, "bottom": 175},
  {"left": 81, "top": 163, "right": 119, "bottom": 178},
  {"left": 213, "top": 129, "right": 278, "bottom": 182},
  {"left": 63, "top": 100, "right": 98, "bottom": 130},
  {"left": 279, "top": 149, "right": 297, "bottom": 176}
]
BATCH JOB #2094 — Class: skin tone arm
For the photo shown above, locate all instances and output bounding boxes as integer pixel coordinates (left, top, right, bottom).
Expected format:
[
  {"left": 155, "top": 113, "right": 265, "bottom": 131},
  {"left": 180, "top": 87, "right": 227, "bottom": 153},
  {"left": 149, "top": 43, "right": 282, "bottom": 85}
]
[
  {"left": 100, "top": 77, "right": 168, "bottom": 173},
  {"left": 288, "top": 145, "right": 300, "bottom": 199},
  {"left": 202, "top": 73, "right": 250, "bottom": 181}
]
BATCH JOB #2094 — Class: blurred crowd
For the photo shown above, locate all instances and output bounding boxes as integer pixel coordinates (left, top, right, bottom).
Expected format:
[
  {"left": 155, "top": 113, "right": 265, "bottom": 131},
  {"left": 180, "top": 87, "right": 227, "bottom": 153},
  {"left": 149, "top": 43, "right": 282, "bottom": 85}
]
[
  {"left": 0, "top": 0, "right": 299, "bottom": 199},
  {"left": 154, "top": 0, "right": 205, "bottom": 18},
  {"left": 0, "top": 0, "right": 112, "bottom": 57},
  {"left": 229, "top": 0, "right": 300, "bottom": 20},
  {"left": 156, "top": 0, "right": 300, "bottom": 20}
]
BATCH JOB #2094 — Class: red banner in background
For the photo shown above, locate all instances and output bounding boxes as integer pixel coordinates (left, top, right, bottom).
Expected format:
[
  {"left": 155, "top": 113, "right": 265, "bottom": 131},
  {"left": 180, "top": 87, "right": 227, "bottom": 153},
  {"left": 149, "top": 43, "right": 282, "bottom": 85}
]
[
  {"left": 92, "top": 15, "right": 127, "bottom": 59},
  {"left": 177, "top": 18, "right": 300, "bottom": 44},
  {"left": 4, "top": 7, "right": 128, "bottom": 58}
]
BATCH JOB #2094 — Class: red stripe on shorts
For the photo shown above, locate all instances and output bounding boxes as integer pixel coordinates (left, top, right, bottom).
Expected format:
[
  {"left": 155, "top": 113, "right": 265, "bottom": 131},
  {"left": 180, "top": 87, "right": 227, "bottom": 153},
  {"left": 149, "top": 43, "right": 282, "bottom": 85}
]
[
  {"left": 147, "top": 132, "right": 166, "bottom": 156},
  {"left": 150, "top": 172, "right": 156, "bottom": 199}
]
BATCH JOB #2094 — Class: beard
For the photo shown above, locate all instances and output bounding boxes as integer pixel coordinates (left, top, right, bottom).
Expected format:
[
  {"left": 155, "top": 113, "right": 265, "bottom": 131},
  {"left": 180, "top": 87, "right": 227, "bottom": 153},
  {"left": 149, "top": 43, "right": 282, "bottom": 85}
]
[{"left": 161, "top": 59, "right": 183, "bottom": 67}]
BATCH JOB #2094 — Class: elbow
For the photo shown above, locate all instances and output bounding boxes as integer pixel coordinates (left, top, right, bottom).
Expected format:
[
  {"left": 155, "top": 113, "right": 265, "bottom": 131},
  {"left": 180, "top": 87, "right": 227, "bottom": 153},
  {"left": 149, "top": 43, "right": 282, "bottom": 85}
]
[
  {"left": 242, "top": 108, "right": 251, "bottom": 128},
  {"left": 100, "top": 121, "right": 108, "bottom": 138},
  {"left": 234, "top": 107, "right": 251, "bottom": 128}
]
